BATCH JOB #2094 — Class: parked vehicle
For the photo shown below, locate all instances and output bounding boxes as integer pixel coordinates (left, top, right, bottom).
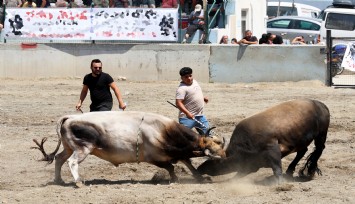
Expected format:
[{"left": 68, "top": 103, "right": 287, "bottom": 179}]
[
  {"left": 331, "top": 44, "right": 347, "bottom": 77},
  {"left": 267, "top": 16, "right": 321, "bottom": 43},
  {"left": 332, "top": 0, "right": 355, "bottom": 7},
  {"left": 267, "top": 2, "right": 321, "bottom": 19},
  {"left": 319, "top": 6, "right": 355, "bottom": 43}
]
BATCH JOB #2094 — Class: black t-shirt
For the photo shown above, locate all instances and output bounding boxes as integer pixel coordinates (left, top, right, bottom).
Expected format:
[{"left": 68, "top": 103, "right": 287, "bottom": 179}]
[
  {"left": 83, "top": 72, "right": 114, "bottom": 106},
  {"left": 243, "top": 36, "right": 258, "bottom": 42},
  {"left": 35, "top": 0, "right": 50, "bottom": 7},
  {"left": 273, "top": 35, "right": 284, "bottom": 44}
]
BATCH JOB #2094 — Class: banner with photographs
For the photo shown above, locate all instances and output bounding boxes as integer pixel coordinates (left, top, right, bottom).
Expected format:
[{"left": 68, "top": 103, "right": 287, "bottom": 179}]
[
  {"left": 341, "top": 42, "right": 355, "bottom": 72},
  {"left": 3, "top": 8, "right": 178, "bottom": 41}
]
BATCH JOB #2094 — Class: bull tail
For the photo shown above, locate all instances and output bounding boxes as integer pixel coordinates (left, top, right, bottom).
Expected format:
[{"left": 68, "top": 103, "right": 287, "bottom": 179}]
[
  {"left": 299, "top": 100, "right": 330, "bottom": 178},
  {"left": 31, "top": 116, "right": 69, "bottom": 164}
]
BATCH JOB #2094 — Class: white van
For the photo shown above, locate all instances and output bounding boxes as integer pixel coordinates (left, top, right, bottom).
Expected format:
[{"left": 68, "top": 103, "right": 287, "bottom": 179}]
[
  {"left": 267, "top": 2, "right": 321, "bottom": 19},
  {"left": 319, "top": 7, "right": 355, "bottom": 43}
]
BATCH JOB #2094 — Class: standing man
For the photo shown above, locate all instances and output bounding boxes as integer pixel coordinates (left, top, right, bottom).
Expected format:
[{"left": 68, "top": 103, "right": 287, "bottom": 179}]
[
  {"left": 176, "top": 67, "right": 209, "bottom": 133},
  {"left": 76, "top": 59, "right": 126, "bottom": 112}
]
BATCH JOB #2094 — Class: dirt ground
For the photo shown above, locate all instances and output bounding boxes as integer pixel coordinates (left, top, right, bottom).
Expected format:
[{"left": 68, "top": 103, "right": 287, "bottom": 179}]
[{"left": 0, "top": 78, "right": 354, "bottom": 204}]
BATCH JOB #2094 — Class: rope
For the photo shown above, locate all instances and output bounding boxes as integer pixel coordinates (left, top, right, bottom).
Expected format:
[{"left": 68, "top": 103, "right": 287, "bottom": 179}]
[{"left": 136, "top": 115, "right": 144, "bottom": 163}]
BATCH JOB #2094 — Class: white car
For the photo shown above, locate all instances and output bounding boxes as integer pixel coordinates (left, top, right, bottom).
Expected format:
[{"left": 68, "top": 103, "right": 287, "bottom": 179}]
[
  {"left": 267, "top": 16, "right": 321, "bottom": 43},
  {"left": 319, "top": 7, "right": 355, "bottom": 44}
]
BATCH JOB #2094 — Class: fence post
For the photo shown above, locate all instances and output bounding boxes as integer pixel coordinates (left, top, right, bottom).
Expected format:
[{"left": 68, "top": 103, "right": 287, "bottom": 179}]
[{"left": 326, "top": 29, "right": 332, "bottom": 86}]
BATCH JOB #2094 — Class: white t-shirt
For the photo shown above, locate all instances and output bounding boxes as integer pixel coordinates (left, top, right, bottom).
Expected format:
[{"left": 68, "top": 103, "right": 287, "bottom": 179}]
[{"left": 176, "top": 79, "right": 204, "bottom": 118}]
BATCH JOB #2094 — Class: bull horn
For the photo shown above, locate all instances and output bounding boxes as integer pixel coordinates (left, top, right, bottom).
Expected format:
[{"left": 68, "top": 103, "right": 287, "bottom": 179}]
[
  {"left": 206, "top": 127, "right": 216, "bottom": 136},
  {"left": 204, "top": 149, "right": 222, "bottom": 159},
  {"left": 195, "top": 127, "right": 205, "bottom": 136},
  {"left": 222, "top": 137, "right": 226, "bottom": 150}
]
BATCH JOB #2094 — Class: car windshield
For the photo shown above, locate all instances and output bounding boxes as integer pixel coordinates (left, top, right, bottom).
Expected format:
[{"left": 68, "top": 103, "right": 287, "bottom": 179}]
[{"left": 326, "top": 13, "right": 355, "bottom": 31}]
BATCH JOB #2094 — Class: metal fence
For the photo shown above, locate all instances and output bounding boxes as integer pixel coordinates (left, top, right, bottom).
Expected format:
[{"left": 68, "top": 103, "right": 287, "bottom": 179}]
[{"left": 326, "top": 30, "right": 355, "bottom": 87}]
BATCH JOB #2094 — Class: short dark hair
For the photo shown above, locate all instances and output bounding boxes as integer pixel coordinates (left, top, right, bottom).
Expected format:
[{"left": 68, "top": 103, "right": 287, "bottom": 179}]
[
  {"left": 179, "top": 67, "right": 193, "bottom": 76},
  {"left": 91, "top": 59, "right": 102, "bottom": 68}
]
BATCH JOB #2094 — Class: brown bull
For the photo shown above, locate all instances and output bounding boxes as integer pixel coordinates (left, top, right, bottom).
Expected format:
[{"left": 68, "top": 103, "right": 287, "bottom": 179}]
[{"left": 197, "top": 99, "right": 330, "bottom": 183}]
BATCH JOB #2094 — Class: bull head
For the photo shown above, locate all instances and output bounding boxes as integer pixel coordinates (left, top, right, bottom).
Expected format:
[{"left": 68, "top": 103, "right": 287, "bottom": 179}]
[{"left": 194, "top": 127, "right": 226, "bottom": 159}]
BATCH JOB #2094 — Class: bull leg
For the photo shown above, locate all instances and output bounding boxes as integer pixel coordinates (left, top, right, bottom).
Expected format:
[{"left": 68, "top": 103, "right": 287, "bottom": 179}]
[
  {"left": 67, "top": 149, "right": 90, "bottom": 187},
  {"left": 267, "top": 145, "right": 283, "bottom": 184},
  {"left": 285, "top": 148, "right": 308, "bottom": 177},
  {"left": 180, "top": 159, "right": 204, "bottom": 182},
  {"left": 153, "top": 162, "right": 179, "bottom": 183},
  {"left": 54, "top": 149, "right": 72, "bottom": 184}
]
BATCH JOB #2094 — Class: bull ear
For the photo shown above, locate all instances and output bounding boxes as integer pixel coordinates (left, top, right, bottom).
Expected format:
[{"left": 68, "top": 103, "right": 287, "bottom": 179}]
[
  {"left": 195, "top": 127, "right": 205, "bottom": 136},
  {"left": 193, "top": 150, "right": 204, "bottom": 156}
]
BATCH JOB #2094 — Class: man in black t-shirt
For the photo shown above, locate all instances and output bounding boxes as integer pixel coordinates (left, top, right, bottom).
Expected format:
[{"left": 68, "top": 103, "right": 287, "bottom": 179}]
[
  {"left": 76, "top": 59, "right": 126, "bottom": 112},
  {"left": 238, "top": 30, "right": 258, "bottom": 45}
]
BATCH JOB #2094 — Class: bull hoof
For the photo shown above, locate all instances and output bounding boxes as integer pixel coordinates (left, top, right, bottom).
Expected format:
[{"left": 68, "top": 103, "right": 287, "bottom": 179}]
[
  {"left": 284, "top": 173, "right": 294, "bottom": 181},
  {"left": 75, "top": 181, "right": 84, "bottom": 188},
  {"left": 54, "top": 179, "right": 65, "bottom": 185}
]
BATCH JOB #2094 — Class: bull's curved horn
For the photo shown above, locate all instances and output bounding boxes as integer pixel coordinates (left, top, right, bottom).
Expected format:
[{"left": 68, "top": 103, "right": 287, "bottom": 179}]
[
  {"left": 195, "top": 127, "right": 205, "bottom": 136},
  {"left": 206, "top": 127, "right": 216, "bottom": 136},
  {"left": 204, "top": 149, "right": 211, "bottom": 156},
  {"left": 222, "top": 137, "right": 230, "bottom": 151},
  {"left": 222, "top": 137, "right": 226, "bottom": 150},
  {"left": 204, "top": 149, "right": 222, "bottom": 159}
]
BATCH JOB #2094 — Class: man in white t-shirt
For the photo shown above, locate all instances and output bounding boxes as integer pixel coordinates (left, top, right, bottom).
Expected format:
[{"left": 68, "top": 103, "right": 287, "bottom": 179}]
[{"left": 176, "top": 67, "right": 209, "bottom": 133}]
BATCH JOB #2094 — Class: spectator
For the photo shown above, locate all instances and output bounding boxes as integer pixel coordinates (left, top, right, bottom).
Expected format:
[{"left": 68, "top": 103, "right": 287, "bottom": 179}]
[
  {"left": 55, "top": 0, "right": 68, "bottom": 7},
  {"left": 238, "top": 30, "right": 258, "bottom": 45},
  {"left": 161, "top": 0, "right": 177, "bottom": 8},
  {"left": 68, "top": 0, "right": 86, "bottom": 7},
  {"left": 207, "top": 0, "right": 223, "bottom": 29},
  {"left": 259, "top": 33, "right": 268, "bottom": 44},
  {"left": 271, "top": 34, "right": 283, "bottom": 44},
  {"left": 92, "top": 0, "right": 110, "bottom": 7},
  {"left": 175, "top": 67, "right": 210, "bottom": 134},
  {"left": 110, "top": 0, "right": 129, "bottom": 8},
  {"left": 76, "top": 59, "right": 126, "bottom": 112},
  {"left": 231, "top": 38, "right": 238, "bottom": 44},
  {"left": 219, "top": 35, "right": 228, "bottom": 44},
  {"left": 5, "top": 0, "right": 22, "bottom": 7},
  {"left": 291, "top": 36, "right": 306, "bottom": 45},
  {"left": 139, "top": 0, "right": 156, "bottom": 8},
  {"left": 180, "top": 0, "right": 197, "bottom": 14},
  {"left": 182, "top": 4, "right": 206, "bottom": 44},
  {"left": 20, "top": 0, "right": 37, "bottom": 7},
  {"left": 34, "top": 0, "right": 50, "bottom": 7},
  {"left": 259, "top": 33, "right": 283, "bottom": 45}
]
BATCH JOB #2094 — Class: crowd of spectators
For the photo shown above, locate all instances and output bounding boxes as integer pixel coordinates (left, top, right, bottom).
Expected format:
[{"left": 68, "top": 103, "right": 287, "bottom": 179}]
[
  {"left": 218, "top": 31, "right": 322, "bottom": 45},
  {"left": 0, "top": 0, "right": 189, "bottom": 8}
]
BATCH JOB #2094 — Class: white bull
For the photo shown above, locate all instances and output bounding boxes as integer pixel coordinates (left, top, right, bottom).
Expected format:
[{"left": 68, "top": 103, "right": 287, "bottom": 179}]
[{"left": 32, "top": 111, "right": 226, "bottom": 187}]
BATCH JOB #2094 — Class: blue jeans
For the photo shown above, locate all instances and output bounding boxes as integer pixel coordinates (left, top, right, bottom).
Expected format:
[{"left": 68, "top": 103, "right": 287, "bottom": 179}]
[{"left": 179, "top": 115, "right": 209, "bottom": 134}]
